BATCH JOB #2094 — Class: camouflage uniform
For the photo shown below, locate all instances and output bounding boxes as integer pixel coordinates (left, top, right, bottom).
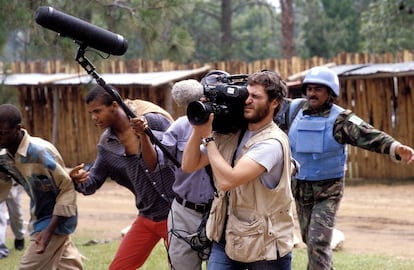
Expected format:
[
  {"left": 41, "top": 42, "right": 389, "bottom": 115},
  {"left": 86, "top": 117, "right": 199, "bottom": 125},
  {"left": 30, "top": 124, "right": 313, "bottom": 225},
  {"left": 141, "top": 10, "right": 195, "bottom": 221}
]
[{"left": 288, "top": 100, "right": 399, "bottom": 270}]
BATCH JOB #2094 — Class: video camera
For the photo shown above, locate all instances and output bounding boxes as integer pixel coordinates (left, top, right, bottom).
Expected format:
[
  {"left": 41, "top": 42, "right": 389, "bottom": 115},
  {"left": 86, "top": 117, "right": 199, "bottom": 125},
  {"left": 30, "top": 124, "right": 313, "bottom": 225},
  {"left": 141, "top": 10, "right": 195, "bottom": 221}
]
[{"left": 187, "top": 71, "right": 249, "bottom": 134}]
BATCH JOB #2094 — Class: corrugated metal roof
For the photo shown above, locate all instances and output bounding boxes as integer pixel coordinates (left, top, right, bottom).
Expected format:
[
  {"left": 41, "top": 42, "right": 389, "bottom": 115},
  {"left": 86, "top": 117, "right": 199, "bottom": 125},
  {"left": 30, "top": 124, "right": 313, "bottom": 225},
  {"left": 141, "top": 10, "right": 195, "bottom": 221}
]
[
  {"left": 338, "top": 62, "right": 414, "bottom": 76},
  {"left": 0, "top": 66, "right": 211, "bottom": 87},
  {"left": 288, "top": 62, "right": 414, "bottom": 82},
  {"left": 288, "top": 62, "right": 337, "bottom": 81},
  {"left": 330, "top": 64, "right": 369, "bottom": 75}
]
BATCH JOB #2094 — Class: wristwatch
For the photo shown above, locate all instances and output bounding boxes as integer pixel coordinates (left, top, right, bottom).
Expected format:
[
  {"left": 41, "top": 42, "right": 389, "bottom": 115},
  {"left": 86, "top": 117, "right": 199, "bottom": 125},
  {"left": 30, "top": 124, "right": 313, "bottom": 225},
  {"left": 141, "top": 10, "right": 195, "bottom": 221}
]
[{"left": 201, "top": 136, "right": 215, "bottom": 147}]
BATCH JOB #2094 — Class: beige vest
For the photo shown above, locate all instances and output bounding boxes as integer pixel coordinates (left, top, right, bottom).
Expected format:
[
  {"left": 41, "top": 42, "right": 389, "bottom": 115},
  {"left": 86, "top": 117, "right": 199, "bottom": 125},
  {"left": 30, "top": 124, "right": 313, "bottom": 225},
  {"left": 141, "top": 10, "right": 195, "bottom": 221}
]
[
  {"left": 206, "top": 122, "right": 295, "bottom": 262},
  {"left": 206, "top": 131, "right": 241, "bottom": 243}
]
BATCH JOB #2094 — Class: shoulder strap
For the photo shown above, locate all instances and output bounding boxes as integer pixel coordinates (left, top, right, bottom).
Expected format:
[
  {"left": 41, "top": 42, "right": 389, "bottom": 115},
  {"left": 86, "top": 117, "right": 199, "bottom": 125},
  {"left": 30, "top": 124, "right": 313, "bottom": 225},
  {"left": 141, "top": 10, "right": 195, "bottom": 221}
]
[
  {"left": 273, "top": 99, "right": 291, "bottom": 133},
  {"left": 287, "top": 98, "right": 306, "bottom": 132},
  {"left": 204, "top": 165, "right": 215, "bottom": 193},
  {"left": 274, "top": 98, "right": 306, "bottom": 134}
]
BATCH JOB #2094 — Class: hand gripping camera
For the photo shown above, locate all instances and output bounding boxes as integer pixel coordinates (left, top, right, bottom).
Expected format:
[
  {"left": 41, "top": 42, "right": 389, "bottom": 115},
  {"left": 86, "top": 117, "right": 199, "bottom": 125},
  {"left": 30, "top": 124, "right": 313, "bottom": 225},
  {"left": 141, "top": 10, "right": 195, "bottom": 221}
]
[{"left": 187, "top": 71, "right": 249, "bottom": 134}]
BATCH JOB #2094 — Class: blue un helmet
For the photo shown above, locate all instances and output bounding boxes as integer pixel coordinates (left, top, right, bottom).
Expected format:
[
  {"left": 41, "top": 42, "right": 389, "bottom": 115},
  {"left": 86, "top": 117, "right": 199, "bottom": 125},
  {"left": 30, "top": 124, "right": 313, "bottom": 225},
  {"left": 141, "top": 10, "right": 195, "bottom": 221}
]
[{"left": 302, "top": 66, "right": 340, "bottom": 97}]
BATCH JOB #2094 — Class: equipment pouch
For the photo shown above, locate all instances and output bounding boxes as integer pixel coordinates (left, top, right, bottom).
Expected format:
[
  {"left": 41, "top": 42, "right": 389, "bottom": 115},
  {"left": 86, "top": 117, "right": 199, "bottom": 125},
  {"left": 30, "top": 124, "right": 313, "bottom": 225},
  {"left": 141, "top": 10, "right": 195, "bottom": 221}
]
[{"left": 206, "top": 191, "right": 228, "bottom": 242}]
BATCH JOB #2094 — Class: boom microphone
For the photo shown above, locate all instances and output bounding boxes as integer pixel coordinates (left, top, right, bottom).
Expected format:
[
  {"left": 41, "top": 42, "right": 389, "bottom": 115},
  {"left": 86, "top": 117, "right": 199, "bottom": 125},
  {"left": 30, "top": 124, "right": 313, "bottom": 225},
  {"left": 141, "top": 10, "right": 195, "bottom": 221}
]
[
  {"left": 35, "top": 6, "right": 128, "bottom": 56},
  {"left": 171, "top": 79, "right": 204, "bottom": 107}
]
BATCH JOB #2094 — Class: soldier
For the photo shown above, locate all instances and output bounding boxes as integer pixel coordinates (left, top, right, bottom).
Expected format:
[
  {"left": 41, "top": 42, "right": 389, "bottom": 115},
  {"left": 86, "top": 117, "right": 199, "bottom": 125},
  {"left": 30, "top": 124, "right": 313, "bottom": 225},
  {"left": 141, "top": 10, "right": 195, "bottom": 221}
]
[{"left": 285, "top": 66, "right": 414, "bottom": 270}]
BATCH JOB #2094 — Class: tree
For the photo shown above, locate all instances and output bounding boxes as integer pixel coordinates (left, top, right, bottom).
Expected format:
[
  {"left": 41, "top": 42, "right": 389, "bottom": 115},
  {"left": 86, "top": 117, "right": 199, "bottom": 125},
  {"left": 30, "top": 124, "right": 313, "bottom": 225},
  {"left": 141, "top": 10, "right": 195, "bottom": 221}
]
[
  {"left": 221, "top": 0, "right": 233, "bottom": 59},
  {"left": 295, "top": 0, "right": 366, "bottom": 58},
  {"left": 120, "top": 0, "right": 195, "bottom": 62},
  {"left": 360, "top": 0, "right": 414, "bottom": 53},
  {"left": 0, "top": 0, "right": 195, "bottom": 63},
  {"left": 0, "top": 0, "right": 287, "bottom": 64},
  {"left": 5, "top": 0, "right": 411, "bottom": 65},
  {"left": 280, "top": 0, "right": 295, "bottom": 59},
  {"left": 185, "top": 0, "right": 282, "bottom": 62}
]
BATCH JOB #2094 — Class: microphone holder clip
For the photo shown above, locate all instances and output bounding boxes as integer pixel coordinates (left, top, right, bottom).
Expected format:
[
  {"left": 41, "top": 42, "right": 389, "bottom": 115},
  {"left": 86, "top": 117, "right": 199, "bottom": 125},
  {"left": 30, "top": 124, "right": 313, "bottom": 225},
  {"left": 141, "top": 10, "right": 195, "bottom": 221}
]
[{"left": 74, "top": 45, "right": 181, "bottom": 168}]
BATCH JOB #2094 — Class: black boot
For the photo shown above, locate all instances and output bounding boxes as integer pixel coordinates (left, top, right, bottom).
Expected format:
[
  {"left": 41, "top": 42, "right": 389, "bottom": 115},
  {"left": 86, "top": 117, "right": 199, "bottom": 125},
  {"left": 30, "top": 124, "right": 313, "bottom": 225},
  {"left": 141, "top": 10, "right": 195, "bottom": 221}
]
[{"left": 14, "top": 238, "right": 24, "bottom": 251}]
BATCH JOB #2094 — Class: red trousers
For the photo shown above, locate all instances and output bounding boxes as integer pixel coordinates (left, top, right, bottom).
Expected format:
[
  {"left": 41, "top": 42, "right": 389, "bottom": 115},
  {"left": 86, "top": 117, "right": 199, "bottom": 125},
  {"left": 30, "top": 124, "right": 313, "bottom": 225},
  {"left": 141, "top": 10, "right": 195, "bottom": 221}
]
[{"left": 109, "top": 215, "right": 168, "bottom": 270}]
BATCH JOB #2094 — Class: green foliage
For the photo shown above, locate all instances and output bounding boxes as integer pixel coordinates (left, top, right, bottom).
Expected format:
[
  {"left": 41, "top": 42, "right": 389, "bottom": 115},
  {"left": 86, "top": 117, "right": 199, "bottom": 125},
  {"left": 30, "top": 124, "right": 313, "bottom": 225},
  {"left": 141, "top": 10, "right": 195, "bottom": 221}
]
[
  {"left": 0, "top": 0, "right": 194, "bottom": 63},
  {"left": 184, "top": 1, "right": 222, "bottom": 62},
  {"left": 184, "top": 0, "right": 282, "bottom": 62},
  {"left": 163, "top": 27, "right": 195, "bottom": 63},
  {"left": 0, "top": 86, "right": 18, "bottom": 105},
  {"left": 0, "top": 0, "right": 282, "bottom": 63},
  {"left": 297, "top": 0, "right": 414, "bottom": 57},
  {"left": 0, "top": 0, "right": 413, "bottom": 64},
  {"left": 231, "top": 2, "right": 282, "bottom": 61},
  {"left": 0, "top": 63, "right": 18, "bottom": 106},
  {"left": 296, "top": 0, "right": 364, "bottom": 58},
  {"left": 293, "top": 249, "right": 414, "bottom": 270},
  {"left": 360, "top": 0, "right": 414, "bottom": 53},
  {"left": 0, "top": 1, "right": 36, "bottom": 62},
  {"left": 1, "top": 237, "right": 170, "bottom": 270},
  {"left": 123, "top": 0, "right": 194, "bottom": 61}
]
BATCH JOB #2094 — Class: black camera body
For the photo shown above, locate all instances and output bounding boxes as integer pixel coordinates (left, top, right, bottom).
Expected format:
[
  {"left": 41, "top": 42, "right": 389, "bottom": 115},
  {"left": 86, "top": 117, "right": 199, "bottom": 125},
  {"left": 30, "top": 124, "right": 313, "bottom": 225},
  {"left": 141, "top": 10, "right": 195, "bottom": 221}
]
[{"left": 187, "top": 74, "right": 249, "bottom": 134}]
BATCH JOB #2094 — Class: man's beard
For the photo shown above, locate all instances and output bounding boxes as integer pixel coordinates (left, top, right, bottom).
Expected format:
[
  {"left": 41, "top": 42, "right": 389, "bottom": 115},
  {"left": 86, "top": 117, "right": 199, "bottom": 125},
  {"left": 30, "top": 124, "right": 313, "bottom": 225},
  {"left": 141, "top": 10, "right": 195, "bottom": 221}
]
[{"left": 245, "top": 105, "right": 270, "bottom": 124}]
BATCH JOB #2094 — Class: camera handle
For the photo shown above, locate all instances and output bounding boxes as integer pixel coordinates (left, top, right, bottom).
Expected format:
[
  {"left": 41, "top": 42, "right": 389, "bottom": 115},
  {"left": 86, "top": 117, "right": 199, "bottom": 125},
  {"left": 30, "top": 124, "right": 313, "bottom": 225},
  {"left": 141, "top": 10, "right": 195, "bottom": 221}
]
[{"left": 74, "top": 44, "right": 181, "bottom": 168}]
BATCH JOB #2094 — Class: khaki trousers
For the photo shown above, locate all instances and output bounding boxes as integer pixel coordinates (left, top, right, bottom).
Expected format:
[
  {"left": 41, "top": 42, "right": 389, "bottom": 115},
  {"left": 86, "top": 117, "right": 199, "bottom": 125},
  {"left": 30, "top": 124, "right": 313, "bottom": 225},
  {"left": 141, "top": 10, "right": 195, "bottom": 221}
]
[{"left": 19, "top": 233, "right": 83, "bottom": 270}]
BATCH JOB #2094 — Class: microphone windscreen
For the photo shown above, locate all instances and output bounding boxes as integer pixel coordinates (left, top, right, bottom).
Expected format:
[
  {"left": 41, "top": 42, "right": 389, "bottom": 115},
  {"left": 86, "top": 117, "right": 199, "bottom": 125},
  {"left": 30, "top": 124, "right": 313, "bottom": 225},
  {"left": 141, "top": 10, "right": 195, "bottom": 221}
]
[
  {"left": 172, "top": 79, "right": 204, "bottom": 107},
  {"left": 35, "top": 6, "right": 128, "bottom": 56}
]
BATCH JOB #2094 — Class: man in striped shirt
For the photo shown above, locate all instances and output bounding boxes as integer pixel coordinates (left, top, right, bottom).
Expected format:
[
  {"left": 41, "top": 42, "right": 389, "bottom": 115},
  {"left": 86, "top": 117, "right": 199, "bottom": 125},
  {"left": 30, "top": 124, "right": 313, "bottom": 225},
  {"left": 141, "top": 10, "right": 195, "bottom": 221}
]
[{"left": 70, "top": 85, "right": 175, "bottom": 270}]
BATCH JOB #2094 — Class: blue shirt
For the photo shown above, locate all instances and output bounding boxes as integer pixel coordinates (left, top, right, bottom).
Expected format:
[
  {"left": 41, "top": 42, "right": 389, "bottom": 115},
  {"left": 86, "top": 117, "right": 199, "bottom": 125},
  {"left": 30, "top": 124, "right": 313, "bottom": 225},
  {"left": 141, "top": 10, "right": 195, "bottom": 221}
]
[
  {"left": 0, "top": 129, "right": 78, "bottom": 235},
  {"left": 161, "top": 116, "right": 214, "bottom": 204}
]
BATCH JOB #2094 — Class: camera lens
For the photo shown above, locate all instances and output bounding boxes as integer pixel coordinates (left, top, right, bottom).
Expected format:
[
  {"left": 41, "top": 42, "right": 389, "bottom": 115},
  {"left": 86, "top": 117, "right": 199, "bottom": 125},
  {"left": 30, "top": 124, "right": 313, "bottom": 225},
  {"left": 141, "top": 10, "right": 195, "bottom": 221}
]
[{"left": 187, "top": 101, "right": 212, "bottom": 125}]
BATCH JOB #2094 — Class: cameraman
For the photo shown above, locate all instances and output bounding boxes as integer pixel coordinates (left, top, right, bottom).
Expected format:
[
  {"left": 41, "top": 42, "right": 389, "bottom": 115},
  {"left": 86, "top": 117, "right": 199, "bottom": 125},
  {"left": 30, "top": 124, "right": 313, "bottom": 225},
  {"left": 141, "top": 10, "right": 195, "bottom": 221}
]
[{"left": 182, "top": 71, "right": 295, "bottom": 269}]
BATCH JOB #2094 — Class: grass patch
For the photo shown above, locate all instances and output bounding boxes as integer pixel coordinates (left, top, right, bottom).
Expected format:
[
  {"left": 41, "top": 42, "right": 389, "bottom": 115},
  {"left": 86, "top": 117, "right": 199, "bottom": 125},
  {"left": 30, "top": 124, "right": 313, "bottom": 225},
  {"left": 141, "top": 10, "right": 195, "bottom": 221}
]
[
  {"left": 2, "top": 238, "right": 413, "bottom": 269},
  {"left": 292, "top": 249, "right": 414, "bottom": 270}
]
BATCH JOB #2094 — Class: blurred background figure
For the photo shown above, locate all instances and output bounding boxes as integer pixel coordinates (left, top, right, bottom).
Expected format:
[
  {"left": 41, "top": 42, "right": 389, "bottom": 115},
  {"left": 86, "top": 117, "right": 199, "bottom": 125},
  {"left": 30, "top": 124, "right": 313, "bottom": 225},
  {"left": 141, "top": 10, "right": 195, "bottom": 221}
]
[{"left": 0, "top": 181, "right": 25, "bottom": 259}]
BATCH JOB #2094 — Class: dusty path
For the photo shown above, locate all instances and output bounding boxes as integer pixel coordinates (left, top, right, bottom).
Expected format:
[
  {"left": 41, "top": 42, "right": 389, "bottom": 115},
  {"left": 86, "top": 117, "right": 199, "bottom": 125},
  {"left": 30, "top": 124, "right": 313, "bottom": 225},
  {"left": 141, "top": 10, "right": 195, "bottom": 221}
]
[
  {"left": 334, "top": 182, "right": 414, "bottom": 258},
  {"left": 17, "top": 180, "right": 414, "bottom": 259}
]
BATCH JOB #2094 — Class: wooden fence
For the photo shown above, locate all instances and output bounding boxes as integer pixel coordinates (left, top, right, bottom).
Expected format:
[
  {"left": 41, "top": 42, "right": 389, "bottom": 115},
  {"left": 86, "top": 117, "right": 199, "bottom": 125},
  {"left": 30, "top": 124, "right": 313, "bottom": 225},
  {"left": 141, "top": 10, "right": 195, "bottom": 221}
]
[
  {"left": 337, "top": 75, "right": 414, "bottom": 180},
  {"left": 8, "top": 50, "right": 414, "bottom": 78},
  {"left": 4, "top": 50, "right": 414, "bottom": 180},
  {"left": 16, "top": 83, "right": 180, "bottom": 168}
]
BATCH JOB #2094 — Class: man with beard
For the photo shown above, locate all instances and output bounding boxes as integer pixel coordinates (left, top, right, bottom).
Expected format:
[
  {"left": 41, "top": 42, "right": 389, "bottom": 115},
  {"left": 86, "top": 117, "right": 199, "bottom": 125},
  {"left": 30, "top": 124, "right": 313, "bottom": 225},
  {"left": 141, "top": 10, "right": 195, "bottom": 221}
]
[
  {"left": 181, "top": 70, "right": 295, "bottom": 270},
  {"left": 286, "top": 66, "right": 414, "bottom": 270}
]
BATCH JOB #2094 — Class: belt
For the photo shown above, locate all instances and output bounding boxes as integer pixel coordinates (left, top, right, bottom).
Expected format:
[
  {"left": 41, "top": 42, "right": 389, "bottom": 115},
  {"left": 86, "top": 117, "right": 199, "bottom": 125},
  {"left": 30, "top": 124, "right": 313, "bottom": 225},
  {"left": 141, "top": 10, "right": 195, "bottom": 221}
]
[{"left": 175, "top": 196, "right": 211, "bottom": 214}]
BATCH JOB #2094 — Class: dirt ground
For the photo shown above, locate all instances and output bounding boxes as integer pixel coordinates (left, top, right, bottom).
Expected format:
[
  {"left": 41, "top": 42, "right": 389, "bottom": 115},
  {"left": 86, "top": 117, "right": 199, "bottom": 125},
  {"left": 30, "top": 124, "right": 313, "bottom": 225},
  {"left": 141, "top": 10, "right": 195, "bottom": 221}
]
[
  {"left": 16, "top": 180, "right": 414, "bottom": 259},
  {"left": 332, "top": 181, "right": 414, "bottom": 259}
]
